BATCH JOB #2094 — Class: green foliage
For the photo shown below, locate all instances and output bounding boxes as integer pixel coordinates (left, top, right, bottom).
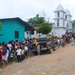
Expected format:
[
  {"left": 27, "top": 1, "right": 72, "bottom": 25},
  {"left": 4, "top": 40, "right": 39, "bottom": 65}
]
[
  {"left": 0, "top": 22, "right": 3, "bottom": 36},
  {"left": 0, "top": 34, "right": 3, "bottom": 36},
  {"left": 72, "top": 20, "right": 75, "bottom": 26},
  {"left": 0, "top": 22, "right": 2, "bottom": 29},
  {"left": 27, "top": 14, "right": 45, "bottom": 25},
  {"left": 36, "top": 22, "right": 52, "bottom": 34},
  {"left": 27, "top": 14, "right": 52, "bottom": 35}
]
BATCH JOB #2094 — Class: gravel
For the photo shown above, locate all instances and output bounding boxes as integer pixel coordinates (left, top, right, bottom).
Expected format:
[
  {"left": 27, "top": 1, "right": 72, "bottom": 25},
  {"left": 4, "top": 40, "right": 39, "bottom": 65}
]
[{"left": 0, "top": 44, "right": 75, "bottom": 75}]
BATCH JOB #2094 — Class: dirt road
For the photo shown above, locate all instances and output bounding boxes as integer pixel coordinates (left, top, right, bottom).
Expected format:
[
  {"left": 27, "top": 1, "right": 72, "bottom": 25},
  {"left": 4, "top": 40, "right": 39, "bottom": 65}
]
[{"left": 0, "top": 44, "right": 75, "bottom": 75}]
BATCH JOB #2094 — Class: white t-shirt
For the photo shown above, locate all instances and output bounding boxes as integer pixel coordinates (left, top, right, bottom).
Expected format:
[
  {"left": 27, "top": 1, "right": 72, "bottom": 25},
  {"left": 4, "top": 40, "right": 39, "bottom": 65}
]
[
  {"left": 16, "top": 49, "right": 21, "bottom": 55},
  {"left": 2, "top": 50, "right": 9, "bottom": 61},
  {"left": 7, "top": 44, "right": 12, "bottom": 50},
  {"left": 24, "top": 46, "right": 28, "bottom": 51}
]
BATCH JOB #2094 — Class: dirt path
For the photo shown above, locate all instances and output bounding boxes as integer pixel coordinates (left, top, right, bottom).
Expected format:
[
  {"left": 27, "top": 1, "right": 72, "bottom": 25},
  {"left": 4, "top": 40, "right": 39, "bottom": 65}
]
[{"left": 0, "top": 44, "right": 75, "bottom": 75}]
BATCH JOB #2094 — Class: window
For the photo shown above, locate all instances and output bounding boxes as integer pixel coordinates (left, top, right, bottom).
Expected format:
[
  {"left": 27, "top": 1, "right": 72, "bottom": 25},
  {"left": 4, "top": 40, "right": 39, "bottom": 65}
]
[
  {"left": 57, "top": 19, "right": 59, "bottom": 26},
  {"left": 57, "top": 11, "right": 60, "bottom": 17},
  {"left": 31, "top": 31, "right": 34, "bottom": 34},
  {"left": 67, "top": 23, "right": 69, "bottom": 28},
  {"left": 15, "top": 31, "right": 19, "bottom": 38},
  {"left": 63, "top": 20, "right": 64, "bottom": 27},
  {"left": 65, "top": 15, "right": 67, "bottom": 19},
  {"left": 63, "top": 13, "right": 64, "bottom": 17}
]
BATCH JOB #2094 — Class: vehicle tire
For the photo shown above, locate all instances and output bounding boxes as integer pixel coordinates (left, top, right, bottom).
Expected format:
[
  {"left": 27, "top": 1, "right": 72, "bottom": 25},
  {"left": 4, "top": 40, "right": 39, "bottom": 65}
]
[
  {"left": 53, "top": 45, "right": 56, "bottom": 51},
  {"left": 33, "top": 51, "right": 38, "bottom": 55},
  {"left": 49, "top": 47, "right": 52, "bottom": 54}
]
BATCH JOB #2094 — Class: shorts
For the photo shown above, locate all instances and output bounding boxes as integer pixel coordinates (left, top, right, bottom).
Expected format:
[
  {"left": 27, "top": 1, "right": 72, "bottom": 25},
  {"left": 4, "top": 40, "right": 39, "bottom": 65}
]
[
  {"left": 2, "top": 55, "right": 8, "bottom": 61},
  {"left": 25, "top": 50, "right": 28, "bottom": 56},
  {"left": 37, "top": 49, "right": 40, "bottom": 53}
]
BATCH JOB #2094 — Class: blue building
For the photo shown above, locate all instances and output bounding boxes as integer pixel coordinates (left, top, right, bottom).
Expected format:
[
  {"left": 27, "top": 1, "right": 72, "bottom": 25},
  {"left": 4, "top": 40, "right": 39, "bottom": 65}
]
[{"left": 0, "top": 17, "right": 34, "bottom": 43}]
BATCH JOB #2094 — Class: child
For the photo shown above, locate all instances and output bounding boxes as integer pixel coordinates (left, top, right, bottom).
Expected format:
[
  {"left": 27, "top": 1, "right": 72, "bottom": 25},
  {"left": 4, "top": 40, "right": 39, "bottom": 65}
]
[
  {"left": 24, "top": 44, "right": 28, "bottom": 59},
  {"left": 21, "top": 48, "right": 25, "bottom": 61},
  {"left": 16, "top": 47, "right": 22, "bottom": 62},
  {"left": 57, "top": 38, "right": 61, "bottom": 49},
  {"left": 9, "top": 52, "right": 14, "bottom": 63},
  {"left": 36, "top": 42, "right": 40, "bottom": 55}
]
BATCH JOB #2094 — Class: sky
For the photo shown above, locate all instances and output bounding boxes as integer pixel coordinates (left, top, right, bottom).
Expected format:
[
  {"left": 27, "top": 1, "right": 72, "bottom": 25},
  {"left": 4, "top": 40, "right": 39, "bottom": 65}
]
[{"left": 0, "top": 0, "right": 75, "bottom": 22}]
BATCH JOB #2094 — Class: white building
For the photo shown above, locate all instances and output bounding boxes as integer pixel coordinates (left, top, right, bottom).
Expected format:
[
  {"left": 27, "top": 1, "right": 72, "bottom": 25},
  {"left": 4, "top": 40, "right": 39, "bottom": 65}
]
[
  {"left": 52, "top": 4, "right": 72, "bottom": 37},
  {"left": 25, "top": 4, "right": 73, "bottom": 39},
  {"left": 31, "top": 25, "right": 47, "bottom": 39}
]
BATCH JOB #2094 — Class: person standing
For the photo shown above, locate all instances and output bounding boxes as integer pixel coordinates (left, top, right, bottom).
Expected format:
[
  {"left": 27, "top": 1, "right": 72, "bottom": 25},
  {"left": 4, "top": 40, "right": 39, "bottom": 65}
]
[
  {"left": 24, "top": 44, "right": 28, "bottom": 59},
  {"left": 0, "top": 43, "right": 3, "bottom": 61},
  {"left": 21, "top": 48, "right": 25, "bottom": 61},
  {"left": 36, "top": 42, "right": 40, "bottom": 55},
  {"left": 16, "top": 47, "right": 22, "bottom": 62},
  {"left": 52, "top": 32, "right": 54, "bottom": 38},
  {"left": 7, "top": 42, "right": 12, "bottom": 50},
  {"left": 1, "top": 46, "right": 9, "bottom": 68},
  {"left": 57, "top": 38, "right": 61, "bottom": 49},
  {"left": 73, "top": 37, "right": 75, "bottom": 46},
  {"left": 71, "top": 37, "right": 74, "bottom": 46}
]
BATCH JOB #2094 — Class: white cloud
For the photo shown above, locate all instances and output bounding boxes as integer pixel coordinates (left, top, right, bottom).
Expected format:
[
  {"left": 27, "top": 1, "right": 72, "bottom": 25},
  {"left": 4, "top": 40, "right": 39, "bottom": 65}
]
[{"left": 0, "top": 0, "right": 75, "bottom": 21}]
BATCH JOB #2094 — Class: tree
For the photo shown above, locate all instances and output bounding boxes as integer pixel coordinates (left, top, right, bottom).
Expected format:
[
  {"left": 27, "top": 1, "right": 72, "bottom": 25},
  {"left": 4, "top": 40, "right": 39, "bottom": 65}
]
[
  {"left": 0, "top": 22, "right": 3, "bottom": 36},
  {"left": 27, "top": 14, "right": 45, "bottom": 25},
  {"left": 27, "top": 14, "right": 52, "bottom": 36},
  {"left": 72, "top": 20, "right": 75, "bottom": 26},
  {"left": 36, "top": 22, "right": 52, "bottom": 34}
]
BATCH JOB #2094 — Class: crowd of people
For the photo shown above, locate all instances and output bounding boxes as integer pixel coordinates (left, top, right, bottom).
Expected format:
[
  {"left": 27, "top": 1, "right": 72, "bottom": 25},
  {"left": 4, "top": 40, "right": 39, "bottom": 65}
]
[
  {"left": 0, "top": 32, "right": 74, "bottom": 68},
  {"left": 47, "top": 32, "right": 72, "bottom": 49},
  {"left": 0, "top": 39, "right": 31, "bottom": 68}
]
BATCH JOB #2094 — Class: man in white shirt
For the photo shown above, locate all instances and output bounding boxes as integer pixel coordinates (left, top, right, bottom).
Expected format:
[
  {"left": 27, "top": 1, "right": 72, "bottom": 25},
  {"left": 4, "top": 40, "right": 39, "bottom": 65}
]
[{"left": 7, "top": 42, "right": 12, "bottom": 50}]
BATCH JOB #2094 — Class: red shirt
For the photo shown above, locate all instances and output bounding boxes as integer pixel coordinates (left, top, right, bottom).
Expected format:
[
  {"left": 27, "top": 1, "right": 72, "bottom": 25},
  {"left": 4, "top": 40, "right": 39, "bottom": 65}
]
[{"left": 15, "top": 42, "right": 19, "bottom": 46}]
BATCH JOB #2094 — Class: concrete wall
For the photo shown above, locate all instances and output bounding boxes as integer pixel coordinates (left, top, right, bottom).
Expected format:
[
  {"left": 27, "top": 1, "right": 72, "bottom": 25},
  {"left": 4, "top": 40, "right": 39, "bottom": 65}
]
[
  {"left": 52, "top": 27, "right": 66, "bottom": 37},
  {"left": 0, "top": 20, "right": 25, "bottom": 43}
]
